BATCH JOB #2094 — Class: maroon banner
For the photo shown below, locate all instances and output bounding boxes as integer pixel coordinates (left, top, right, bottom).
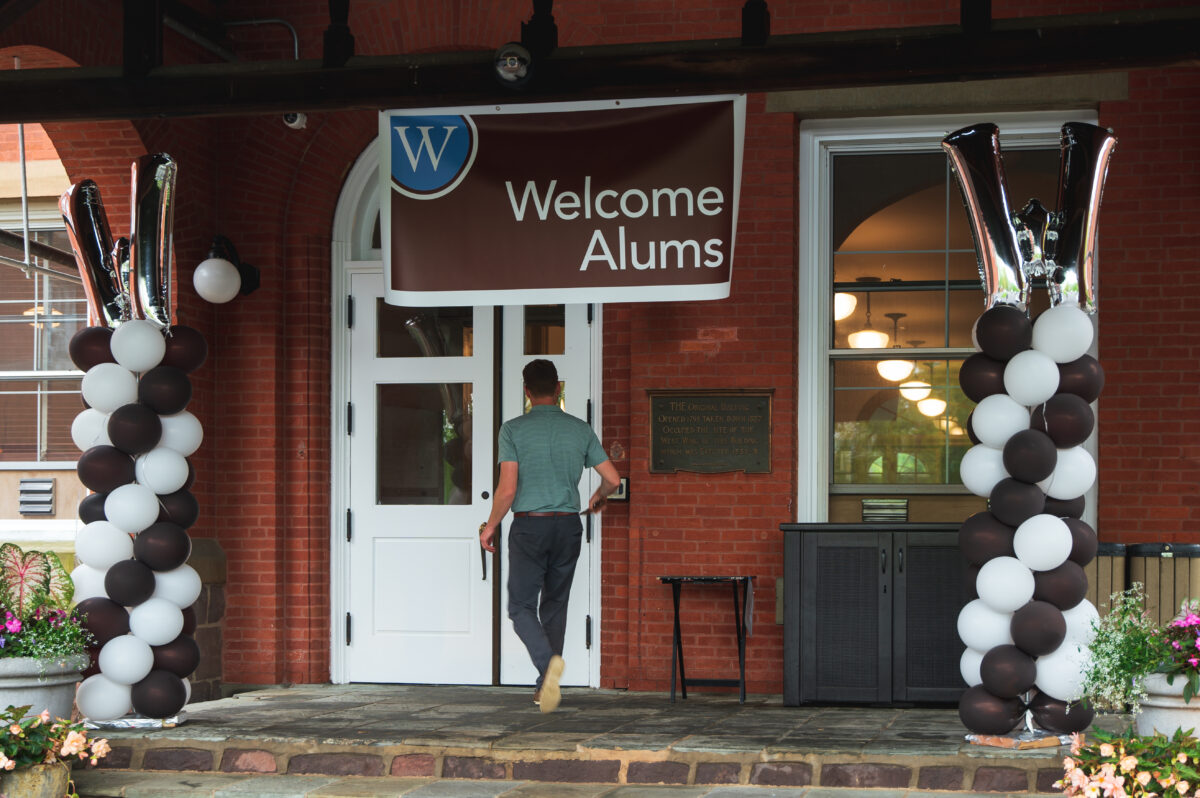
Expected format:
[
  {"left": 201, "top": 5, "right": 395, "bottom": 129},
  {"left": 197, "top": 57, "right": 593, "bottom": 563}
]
[{"left": 380, "top": 96, "right": 744, "bottom": 306}]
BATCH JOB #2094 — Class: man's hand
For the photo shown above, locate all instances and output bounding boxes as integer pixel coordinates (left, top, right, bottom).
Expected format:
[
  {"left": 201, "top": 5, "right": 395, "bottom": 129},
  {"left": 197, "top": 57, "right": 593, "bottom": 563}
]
[{"left": 479, "top": 522, "right": 497, "bottom": 553}]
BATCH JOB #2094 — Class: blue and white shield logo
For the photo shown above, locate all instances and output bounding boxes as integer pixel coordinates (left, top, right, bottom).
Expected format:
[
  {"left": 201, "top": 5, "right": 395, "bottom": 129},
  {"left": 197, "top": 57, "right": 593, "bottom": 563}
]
[{"left": 389, "top": 114, "right": 478, "bottom": 200}]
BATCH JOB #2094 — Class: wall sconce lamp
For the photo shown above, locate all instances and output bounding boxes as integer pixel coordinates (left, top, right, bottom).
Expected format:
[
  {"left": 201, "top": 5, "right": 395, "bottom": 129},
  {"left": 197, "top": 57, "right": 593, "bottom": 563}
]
[
  {"left": 741, "top": 0, "right": 770, "bottom": 45},
  {"left": 496, "top": 0, "right": 557, "bottom": 89},
  {"left": 193, "top": 235, "right": 260, "bottom": 304}
]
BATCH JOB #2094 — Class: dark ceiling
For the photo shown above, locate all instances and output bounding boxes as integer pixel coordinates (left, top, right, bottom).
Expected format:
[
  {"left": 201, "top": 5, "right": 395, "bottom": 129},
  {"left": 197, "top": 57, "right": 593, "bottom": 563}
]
[{"left": 0, "top": 2, "right": 1197, "bottom": 123}]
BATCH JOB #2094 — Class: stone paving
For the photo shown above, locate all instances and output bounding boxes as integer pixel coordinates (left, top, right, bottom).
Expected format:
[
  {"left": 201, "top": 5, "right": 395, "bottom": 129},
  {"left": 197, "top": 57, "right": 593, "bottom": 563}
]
[{"left": 71, "top": 684, "right": 1127, "bottom": 797}]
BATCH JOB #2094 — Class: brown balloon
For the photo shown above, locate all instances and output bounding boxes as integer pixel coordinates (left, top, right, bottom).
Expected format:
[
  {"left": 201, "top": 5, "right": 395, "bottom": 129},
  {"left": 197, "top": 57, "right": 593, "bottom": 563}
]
[
  {"left": 959, "top": 511, "right": 1016, "bottom": 566},
  {"left": 151, "top": 635, "right": 201, "bottom": 678},
  {"left": 1029, "top": 690, "right": 1094, "bottom": 733},
  {"left": 1002, "top": 429, "right": 1057, "bottom": 484},
  {"left": 138, "top": 365, "right": 192, "bottom": 415},
  {"left": 989, "top": 478, "right": 1046, "bottom": 527},
  {"left": 965, "top": 564, "right": 981, "bottom": 600},
  {"left": 181, "top": 605, "right": 197, "bottom": 636},
  {"left": 1032, "top": 393, "right": 1094, "bottom": 448},
  {"left": 156, "top": 490, "right": 199, "bottom": 529},
  {"left": 134, "top": 522, "right": 192, "bottom": 571},
  {"left": 77, "top": 445, "right": 136, "bottom": 494},
  {"left": 81, "top": 645, "right": 102, "bottom": 679},
  {"left": 980, "top": 644, "right": 1037, "bottom": 698},
  {"left": 131, "top": 669, "right": 188, "bottom": 718},
  {"left": 974, "top": 304, "right": 1032, "bottom": 361},
  {"left": 161, "top": 326, "right": 208, "bottom": 373},
  {"left": 960, "top": 353, "right": 1008, "bottom": 402},
  {"left": 79, "top": 492, "right": 107, "bottom": 523},
  {"left": 1057, "top": 355, "right": 1105, "bottom": 403},
  {"left": 69, "top": 327, "right": 116, "bottom": 371},
  {"left": 1044, "top": 495, "right": 1086, "bottom": 519},
  {"left": 107, "top": 403, "right": 163, "bottom": 455},
  {"left": 966, "top": 410, "right": 981, "bottom": 445},
  {"left": 1033, "top": 560, "right": 1088, "bottom": 610},
  {"left": 76, "top": 596, "right": 131, "bottom": 646},
  {"left": 104, "top": 559, "right": 156, "bottom": 607},
  {"left": 958, "top": 685, "right": 1025, "bottom": 735},
  {"left": 1065, "top": 518, "right": 1098, "bottom": 567},
  {"left": 1011, "top": 600, "right": 1067, "bottom": 657}
]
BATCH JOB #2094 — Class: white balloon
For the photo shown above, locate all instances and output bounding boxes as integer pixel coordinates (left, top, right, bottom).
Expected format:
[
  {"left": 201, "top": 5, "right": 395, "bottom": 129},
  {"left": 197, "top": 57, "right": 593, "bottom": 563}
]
[
  {"left": 193, "top": 257, "right": 241, "bottom": 303},
  {"left": 128, "top": 597, "right": 184, "bottom": 646},
  {"left": 960, "top": 647, "right": 986, "bottom": 687},
  {"left": 152, "top": 564, "right": 202, "bottom": 608},
  {"left": 1046, "top": 446, "right": 1097, "bottom": 500},
  {"left": 135, "top": 447, "right": 190, "bottom": 494},
  {"left": 182, "top": 677, "right": 192, "bottom": 705},
  {"left": 1032, "top": 304, "right": 1095, "bottom": 363},
  {"left": 972, "top": 394, "right": 1030, "bottom": 448},
  {"left": 75, "top": 521, "right": 133, "bottom": 571},
  {"left": 110, "top": 319, "right": 166, "bottom": 372},
  {"left": 158, "top": 411, "right": 203, "bottom": 457},
  {"left": 1014, "top": 514, "right": 1074, "bottom": 571},
  {"left": 957, "top": 599, "right": 1015, "bottom": 651},
  {"left": 81, "top": 363, "right": 137, "bottom": 413},
  {"left": 76, "top": 673, "right": 132, "bottom": 722},
  {"left": 71, "top": 563, "right": 110, "bottom": 601},
  {"left": 1062, "top": 599, "right": 1100, "bottom": 646},
  {"left": 959, "top": 444, "right": 1009, "bottom": 497},
  {"left": 104, "top": 484, "right": 160, "bottom": 534},
  {"left": 71, "top": 408, "right": 112, "bottom": 451},
  {"left": 98, "top": 634, "right": 154, "bottom": 685},
  {"left": 977, "top": 556, "right": 1035, "bottom": 611},
  {"left": 1035, "top": 641, "right": 1091, "bottom": 702},
  {"left": 1003, "top": 349, "right": 1061, "bottom": 407}
]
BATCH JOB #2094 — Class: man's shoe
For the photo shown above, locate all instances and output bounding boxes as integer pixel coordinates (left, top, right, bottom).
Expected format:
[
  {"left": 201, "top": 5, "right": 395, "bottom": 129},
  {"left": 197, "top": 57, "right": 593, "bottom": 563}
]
[
  {"left": 532, "top": 687, "right": 541, "bottom": 706},
  {"left": 539, "top": 655, "right": 564, "bottom": 714}
]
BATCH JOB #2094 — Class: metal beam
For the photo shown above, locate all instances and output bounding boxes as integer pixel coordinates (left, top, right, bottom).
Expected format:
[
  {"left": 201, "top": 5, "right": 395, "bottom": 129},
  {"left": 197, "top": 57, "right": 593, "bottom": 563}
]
[{"left": 0, "top": 8, "right": 1196, "bottom": 123}]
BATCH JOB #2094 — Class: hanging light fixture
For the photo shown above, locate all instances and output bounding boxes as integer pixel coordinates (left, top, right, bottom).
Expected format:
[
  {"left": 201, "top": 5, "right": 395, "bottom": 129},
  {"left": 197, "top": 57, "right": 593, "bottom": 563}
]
[
  {"left": 847, "top": 279, "right": 888, "bottom": 349},
  {"left": 833, "top": 292, "right": 857, "bottom": 321},
  {"left": 899, "top": 380, "right": 931, "bottom": 401},
  {"left": 877, "top": 312, "right": 914, "bottom": 381},
  {"left": 918, "top": 397, "right": 947, "bottom": 417}
]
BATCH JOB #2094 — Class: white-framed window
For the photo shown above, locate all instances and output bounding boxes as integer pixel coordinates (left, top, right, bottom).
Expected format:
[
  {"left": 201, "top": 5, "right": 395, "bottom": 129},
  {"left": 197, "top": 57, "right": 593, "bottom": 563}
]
[{"left": 796, "top": 111, "right": 1098, "bottom": 521}]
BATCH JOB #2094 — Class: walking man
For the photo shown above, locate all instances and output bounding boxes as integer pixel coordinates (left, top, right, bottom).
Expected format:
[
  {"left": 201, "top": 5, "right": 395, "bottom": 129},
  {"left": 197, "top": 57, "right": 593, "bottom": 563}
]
[{"left": 479, "top": 359, "right": 620, "bottom": 713}]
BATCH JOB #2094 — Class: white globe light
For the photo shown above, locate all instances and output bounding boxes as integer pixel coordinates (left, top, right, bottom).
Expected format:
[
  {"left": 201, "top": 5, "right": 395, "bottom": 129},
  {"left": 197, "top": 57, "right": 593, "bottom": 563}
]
[
  {"left": 193, "top": 257, "right": 241, "bottom": 303},
  {"left": 833, "top": 293, "right": 857, "bottom": 321},
  {"left": 877, "top": 359, "right": 915, "bottom": 382},
  {"left": 1032, "top": 304, "right": 1095, "bottom": 363},
  {"left": 899, "top": 380, "right": 930, "bottom": 401},
  {"left": 917, "top": 397, "right": 947, "bottom": 417},
  {"left": 110, "top": 319, "right": 166, "bottom": 372}
]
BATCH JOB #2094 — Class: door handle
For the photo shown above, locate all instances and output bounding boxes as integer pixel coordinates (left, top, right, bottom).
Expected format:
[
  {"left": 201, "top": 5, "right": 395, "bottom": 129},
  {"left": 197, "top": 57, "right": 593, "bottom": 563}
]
[
  {"left": 881, "top": 548, "right": 887, "bottom": 574},
  {"left": 480, "top": 544, "right": 487, "bottom": 580},
  {"left": 897, "top": 547, "right": 904, "bottom": 573}
]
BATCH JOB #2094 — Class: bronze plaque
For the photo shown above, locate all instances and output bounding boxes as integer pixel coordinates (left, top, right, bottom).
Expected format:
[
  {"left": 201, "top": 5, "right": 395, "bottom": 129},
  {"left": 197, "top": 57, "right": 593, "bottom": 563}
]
[{"left": 649, "top": 390, "right": 772, "bottom": 474}]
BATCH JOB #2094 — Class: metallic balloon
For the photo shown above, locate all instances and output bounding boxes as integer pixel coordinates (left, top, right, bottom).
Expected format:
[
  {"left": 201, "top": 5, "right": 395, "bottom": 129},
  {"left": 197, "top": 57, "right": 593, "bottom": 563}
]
[
  {"left": 113, "top": 236, "right": 131, "bottom": 309},
  {"left": 1013, "top": 198, "right": 1051, "bottom": 278},
  {"left": 942, "top": 123, "right": 1027, "bottom": 311},
  {"left": 60, "top": 181, "right": 128, "bottom": 327},
  {"left": 1049, "top": 123, "right": 1116, "bottom": 314},
  {"left": 129, "top": 154, "right": 178, "bottom": 329}
]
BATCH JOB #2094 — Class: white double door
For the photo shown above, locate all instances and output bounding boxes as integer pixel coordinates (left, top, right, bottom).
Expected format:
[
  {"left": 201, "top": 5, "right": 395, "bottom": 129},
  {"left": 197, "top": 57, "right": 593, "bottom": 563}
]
[{"left": 344, "top": 270, "right": 596, "bottom": 686}]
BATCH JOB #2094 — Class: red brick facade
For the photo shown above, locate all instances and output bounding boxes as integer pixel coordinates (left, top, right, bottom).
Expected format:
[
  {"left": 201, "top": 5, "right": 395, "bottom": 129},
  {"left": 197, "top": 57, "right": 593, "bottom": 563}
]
[{"left": 1, "top": 1, "right": 1197, "bottom": 693}]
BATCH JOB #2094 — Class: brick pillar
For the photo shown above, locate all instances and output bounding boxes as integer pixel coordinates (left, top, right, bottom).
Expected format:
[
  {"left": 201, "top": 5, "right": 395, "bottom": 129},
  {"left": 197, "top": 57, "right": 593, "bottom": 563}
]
[{"left": 187, "top": 538, "right": 226, "bottom": 703}]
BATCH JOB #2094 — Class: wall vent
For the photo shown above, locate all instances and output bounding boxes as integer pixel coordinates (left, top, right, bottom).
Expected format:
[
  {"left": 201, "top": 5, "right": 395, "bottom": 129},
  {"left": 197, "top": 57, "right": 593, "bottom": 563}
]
[{"left": 18, "top": 478, "right": 54, "bottom": 515}]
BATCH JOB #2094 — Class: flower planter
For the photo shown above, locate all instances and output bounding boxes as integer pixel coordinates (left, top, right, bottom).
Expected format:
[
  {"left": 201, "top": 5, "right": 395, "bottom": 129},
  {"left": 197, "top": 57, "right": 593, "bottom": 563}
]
[
  {"left": 0, "top": 761, "right": 70, "bottom": 798},
  {"left": 0, "top": 655, "right": 87, "bottom": 721},
  {"left": 1136, "top": 673, "right": 1200, "bottom": 737}
]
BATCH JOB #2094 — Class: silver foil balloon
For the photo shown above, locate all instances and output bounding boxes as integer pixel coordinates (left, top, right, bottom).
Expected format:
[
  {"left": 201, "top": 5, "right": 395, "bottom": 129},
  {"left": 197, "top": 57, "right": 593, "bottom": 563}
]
[
  {"left": 942, "top": 123, "right": 1028, "bottom": 311},
  {"left": 1049, "top": 123, "right": 1116, "bottom": 314},
  {"left": 1013, "top": 198, "right": 1051, "bottom": 279},
  {"left": 112, "top": 236, "right": 131, "bottom": 305},
  {"left": 59, "top": 180, "right": 128, "bottom": 327},
  {"left": 129, "top": 153, "right": 178, "bottom": 328}
]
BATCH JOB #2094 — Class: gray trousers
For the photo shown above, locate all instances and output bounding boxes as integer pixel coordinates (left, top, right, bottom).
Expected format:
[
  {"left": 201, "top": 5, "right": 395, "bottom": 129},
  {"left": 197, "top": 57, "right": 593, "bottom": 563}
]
[{"left": 507, "top": 514, "right": 583, "bottom": 686}]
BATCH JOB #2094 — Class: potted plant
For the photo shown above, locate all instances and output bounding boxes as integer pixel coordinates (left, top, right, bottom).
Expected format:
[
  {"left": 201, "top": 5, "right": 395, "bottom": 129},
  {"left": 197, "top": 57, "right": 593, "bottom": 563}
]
[
  {"left": 0, "top": 704, "right": 109, "bottom": 798},
  {"left": 1056, "top": 728, "right": 1200, "bottom": 798},
  {"left": 0, "top": 544, "right": 93, "bottom": 721}
]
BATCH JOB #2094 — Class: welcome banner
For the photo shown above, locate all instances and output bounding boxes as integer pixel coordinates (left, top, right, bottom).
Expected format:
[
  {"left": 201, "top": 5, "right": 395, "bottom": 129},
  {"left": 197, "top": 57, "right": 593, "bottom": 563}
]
[{"left": 379, "top": 95, "right": 745, "bottom": 306}]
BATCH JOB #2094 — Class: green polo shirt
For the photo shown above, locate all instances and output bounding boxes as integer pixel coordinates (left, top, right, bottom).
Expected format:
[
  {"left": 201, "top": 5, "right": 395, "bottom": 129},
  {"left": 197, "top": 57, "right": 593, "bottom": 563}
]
[{"left": 497, "top": 404, "right": 608, "bottom": 513}]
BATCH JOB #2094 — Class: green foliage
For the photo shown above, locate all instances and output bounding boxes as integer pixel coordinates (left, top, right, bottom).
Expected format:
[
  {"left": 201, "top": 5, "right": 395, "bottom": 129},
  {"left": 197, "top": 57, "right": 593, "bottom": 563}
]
[
  {"left": 1058, "top": 727, "right": 1200, "bottom": 798},
  {"left": 1082, "top": 584, "right": 1164, "bottom": 714},
  {"left": 0, "top": 703, "right": 109, "bottom": 795},
  {"left": 0, "top": 544, "right": 49, "bottom": 621},
  {"left": 0, "top": 545, "right": 92, "bottom": 661}
]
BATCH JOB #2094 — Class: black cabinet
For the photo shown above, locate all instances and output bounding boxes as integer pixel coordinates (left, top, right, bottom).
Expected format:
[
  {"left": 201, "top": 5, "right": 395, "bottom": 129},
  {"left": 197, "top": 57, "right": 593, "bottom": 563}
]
[{"left": 782, "top": 524, "right": 967, "bottom": 706}]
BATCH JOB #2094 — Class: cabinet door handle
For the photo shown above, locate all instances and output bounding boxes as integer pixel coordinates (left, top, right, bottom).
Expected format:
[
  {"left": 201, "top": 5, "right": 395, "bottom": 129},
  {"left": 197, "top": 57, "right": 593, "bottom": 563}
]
[
  {"left": 881, "top": 548, "right": 887, "bottom": 574},
  {"left": 897, "top": 546, "right": 904, "bottom": 573}
]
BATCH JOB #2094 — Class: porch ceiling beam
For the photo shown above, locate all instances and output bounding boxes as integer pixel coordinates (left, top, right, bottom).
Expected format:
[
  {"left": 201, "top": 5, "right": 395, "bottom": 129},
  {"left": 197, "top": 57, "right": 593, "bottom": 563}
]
[{"left": 0, "top": 8, "right": 1197, "bottom": 123}]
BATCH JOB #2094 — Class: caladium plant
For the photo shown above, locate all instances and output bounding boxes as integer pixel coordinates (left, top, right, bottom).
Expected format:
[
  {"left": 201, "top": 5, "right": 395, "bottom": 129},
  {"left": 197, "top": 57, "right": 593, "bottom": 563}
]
[{"left": 0, "top": 544, "right": 72, "bottom": 620}]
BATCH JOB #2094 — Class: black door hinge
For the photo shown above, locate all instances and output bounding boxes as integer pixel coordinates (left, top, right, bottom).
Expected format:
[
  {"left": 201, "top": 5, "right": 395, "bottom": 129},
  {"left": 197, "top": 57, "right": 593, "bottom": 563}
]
[
  {"left": 346, "top": 402, "right": 353, "bottom": 435},
  {"left": 585, "top": 615, "right": 592, "bottom": 648},
  {"left": 346, "top": 295, "right": 355, "bottom": 329},
  {"left": 587, "top": 303, "right": 594, "bottom": 324},
  {"left": 585, "top": 512, "right": 592, "bottom": 543},
  {"left": 346, "top": 508, "right": 352, "bottom": 542},
  {"left": 345, "top": 612, "right": 352, "bottom": 645},
  {"left": 587, "top": 399, "right": 593, "bottom": 425}
]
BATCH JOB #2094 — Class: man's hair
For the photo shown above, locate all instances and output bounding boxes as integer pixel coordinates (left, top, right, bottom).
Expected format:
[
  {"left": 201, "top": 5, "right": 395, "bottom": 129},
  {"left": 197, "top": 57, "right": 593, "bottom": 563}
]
[{"left": 523, "top": 359, "right": 559, "bottom": 398}]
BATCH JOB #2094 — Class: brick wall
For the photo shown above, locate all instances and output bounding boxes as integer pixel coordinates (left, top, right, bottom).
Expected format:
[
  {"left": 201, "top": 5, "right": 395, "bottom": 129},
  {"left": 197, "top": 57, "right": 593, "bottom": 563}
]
[{"left": 1, "top": 0, "right": 1197, "bottom": 694}]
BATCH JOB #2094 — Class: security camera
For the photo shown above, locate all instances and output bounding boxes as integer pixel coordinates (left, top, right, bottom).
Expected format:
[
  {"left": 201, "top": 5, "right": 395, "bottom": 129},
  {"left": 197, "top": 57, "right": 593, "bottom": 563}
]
[{"left": 282, "top": 112, "right": 307, "bottom": 130}]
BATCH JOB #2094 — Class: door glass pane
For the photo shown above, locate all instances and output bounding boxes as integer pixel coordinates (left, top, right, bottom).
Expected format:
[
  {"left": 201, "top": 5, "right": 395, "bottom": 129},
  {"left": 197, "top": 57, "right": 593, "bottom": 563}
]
[
  {"left": 44, "top": 378, "right": 81, "bottom": 461},
  {"left": 832, "top": 359, "right": 970, "bottom": 485},
  {"left": 0, "top": 382, "right": 37, "bottom": 461},
  {"left": 524, "top": 305, "right": 565, "bottom": 355},
  {"left": 523, "top": 382, "right": 566, "bottom": 414},
  {"left": 377, "top": 383, "right": 472, "bottom": 505},
  {"left": 377, "top": 302, "right": 473, "bottom": 358}
]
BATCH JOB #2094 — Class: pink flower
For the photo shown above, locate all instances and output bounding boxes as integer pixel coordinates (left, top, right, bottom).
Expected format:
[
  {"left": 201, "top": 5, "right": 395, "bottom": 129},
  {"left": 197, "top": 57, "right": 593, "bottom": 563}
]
[
  {"left": 1071, "top": 732, "right": 1085, "bottom": 754},
  {"left": 59, "top": 729, "right": 87, "bottom": 758},
  {"left": 1189, "top": 658, "right": 1199, "bottom": 667},
  {"left": 36, "top": 709, "right": 49, "bottom": 725},
  {"left": 91, "top": 739, "right": 110, "bottom": 759},
  {"left": 1180, "top": 753, "right": 1190, "bottom": 764},
  {"left": 1120, "top": 756, "right": 1139, "bottom": 773},
  {"left": 4, "top": 617, "right": 21, "bottom": 634},
  {"left": 0, "top": 755, "right": 14, "bottom": 771},
  {"left": 1137, "top": 772, "right": 1153, "bottom": 786},
  {"left": 1101, "top": 744, "right": 1117, "bottom": 757},
  {"left": 7, "top": 724, "right": 19, "bottom": 736}
]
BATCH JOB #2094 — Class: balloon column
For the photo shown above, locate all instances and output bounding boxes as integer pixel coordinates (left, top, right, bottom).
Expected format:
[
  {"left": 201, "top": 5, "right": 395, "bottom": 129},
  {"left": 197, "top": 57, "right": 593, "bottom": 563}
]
[
  {"left": 944, "top": 122, "right": 1116, "bottom": 736},
  {"left": 62, "top": 155, "right": 209, "bottom": 722}
]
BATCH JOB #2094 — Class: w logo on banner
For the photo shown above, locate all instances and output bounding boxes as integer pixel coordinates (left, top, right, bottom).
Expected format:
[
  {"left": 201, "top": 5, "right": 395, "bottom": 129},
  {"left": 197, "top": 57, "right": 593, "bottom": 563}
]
[{"left": 390, "top": 115, "right": 478, "bottom": 199}]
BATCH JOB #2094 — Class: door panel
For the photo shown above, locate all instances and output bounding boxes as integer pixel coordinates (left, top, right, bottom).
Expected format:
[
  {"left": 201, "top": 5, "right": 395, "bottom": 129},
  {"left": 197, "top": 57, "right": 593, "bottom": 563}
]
[
  {"left": 499, "top": 304, "right": 594, "bottom": 687},
  {"left": 347, "top": 271, "right": 494, "bottom": 683}
]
